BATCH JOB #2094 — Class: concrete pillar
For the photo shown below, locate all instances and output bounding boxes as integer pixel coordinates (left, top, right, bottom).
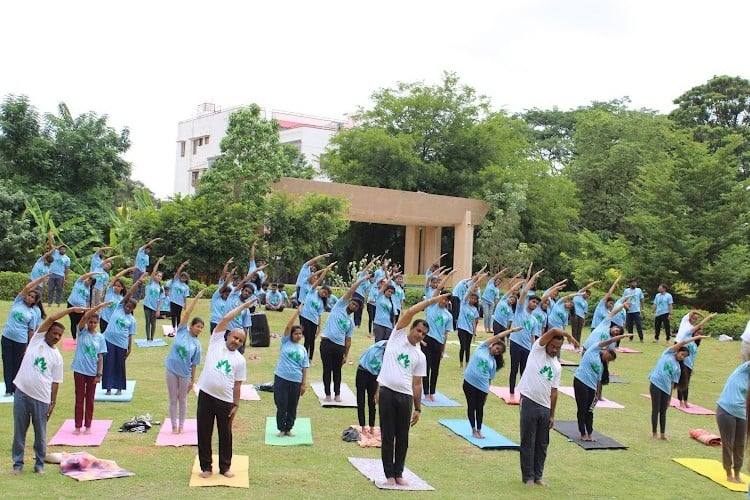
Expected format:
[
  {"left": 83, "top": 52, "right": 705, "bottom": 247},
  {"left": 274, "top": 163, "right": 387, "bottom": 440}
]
[
  {"left": 404, "top": 225, "right": 420, "bottom": 276},
  {"left": 452, "top": 210, "right": 474, "bottom": 287},
  {"left": 422, "top": 226, "right": 442, "bottom": 274}
]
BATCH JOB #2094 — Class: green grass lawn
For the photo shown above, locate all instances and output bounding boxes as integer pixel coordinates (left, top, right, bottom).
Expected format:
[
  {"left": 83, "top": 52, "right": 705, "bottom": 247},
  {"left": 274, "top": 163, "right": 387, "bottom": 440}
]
[{"left": 0, "top": 300, "right": 746, "bottom": 499}]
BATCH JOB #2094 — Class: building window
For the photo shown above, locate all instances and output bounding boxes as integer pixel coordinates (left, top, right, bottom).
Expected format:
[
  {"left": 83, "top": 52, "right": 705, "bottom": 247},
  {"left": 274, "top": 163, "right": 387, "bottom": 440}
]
[
  {"left": 192, "top": 136, "right": 209, "bottom": 155},
  {"left": 204, "top": 135, "right": 209, "bottom": 145},
  {"left": 180, "top": 141, "right": 186, "bottom": 157}
]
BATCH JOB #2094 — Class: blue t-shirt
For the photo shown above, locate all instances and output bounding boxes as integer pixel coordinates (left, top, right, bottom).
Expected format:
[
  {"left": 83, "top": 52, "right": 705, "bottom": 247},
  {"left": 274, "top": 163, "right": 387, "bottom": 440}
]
[
  {"left": 627, "top": 287, "right": 644, "bottom": 313},
  {"left": 492, "top": 297, "right": 514, "bottom": 327},
  {"left": 295, "top": 263, "right": 312, "bottom": 288},
  {"left": 591, "top": 299, "right": 610, "bottom": 330},
  {"left": 2, "top": 296, "right": 37, "bottom": 343},
  {"left": 101, "top": 289, "right": 123, "bottom": 323},
  {"left": 373, "top": 292, "right": 395, "bottom": 328},
  {"left": 143, "top": 281, "right": 162, "bottom": 310},
  {"left": 247, "top": 259, "right": 266, "bottom": 285},
  {"left": 266, "top": 290, "right": 283, "bottom": 307},
  {"left": 547, "top": 300, "right": 569, "bottom": 329},
  {"left": 210, "top": 289, "right": 229, "bottom": 324},
  {"left": 93, "top": 270, "right": 109, "bottom": 293},
  {"left": 90, "top": 252, "right": 103, "bottom": 272},
  {"left": 649, "top": 348, "right": 681, "bottom": 394},
  {"left": 456, "top": 299, "right": 479, "bottom": 333},
  {"left": 67, "top": 277, "right": 91, "bottom": 308},
  {"left": 274, "top": 334, "right": 310, "bottom": 383},
  {"left": 392, "top": 284, "right": 405, "bottom": 313},
  {"left": 71, "top": 326, "right": 108, "bottom": 376},
  {"left": 574, "top": 344, "right": 605, "bottom": 390},
  {"left": 481, "top": 280, "right": 500, "bottom": 304},
  {"left": 611, "top": 298, "right": 627, "bottom": 327},
  {"left": 226, "top": 291, "right": 251, "bottom": 330},
  {"left": 452, "top": 279, "right": 469, "bottom": 299},
  {"left": 170, "top": 280, "right": 190, "bottom": 307},
  {"left": 359, "top": 340, "right": 387, "bottom": 376},
  {"left": 464, "top": 343, "right": 497, "bottom": 393},
  {"left": 300, "top": 289, "right": 326, "bottom": 325},
  {"left": 716, "top": 362, "right": 750, "bottom": 419},
  {"left": 135, "top": 247, "right": 149, "bottom": 273},
  {"left": 373, "top": 267, "right": 386, "bottom": 284},
  {"left": 354, "top": 274, "right": 372, "bottom": 299},
  {"left": 49, "top": 249, "right": 71, "bottom": 277},
  {"left": 653, "top": 292, "right": 673, "bottom": 316},
  {"left": 29, "top": 257, "right": 50, "bottom": 281},
  {"left": 573, "top": 294, "right": 589, "bottom": 319},
  {"left": 321, "top": 299, "right": 354, "bottom": 346},
  {"left": 164, "top": 325, "right": 202, "bottom": 379},
  {"left": 103, "top": 304, "right": 137, "bottom": 349},
  {"left": 159, "top": 291, "right": 171, "bottom": 312},
  {"left": 510, "top": 309, "right": 539, "bottom": 350},
  {"left": 683, "top": 341, "right": 699, "bottom": 370},
  {"left": 531, "top": 305, "right": 547, "bottom": 332},
  {"left": 425, "top": 303, "right": 452, "bottom": 343},
  {"left": 582, "top": 321, "right": 611, "bottom": 351}
]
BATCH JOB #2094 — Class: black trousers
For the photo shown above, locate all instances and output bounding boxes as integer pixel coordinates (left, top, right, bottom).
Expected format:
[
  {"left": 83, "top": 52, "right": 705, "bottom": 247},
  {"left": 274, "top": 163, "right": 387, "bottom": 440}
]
[
  {"left": 2, "top": 336, "right": 26, "bottom": 395},
  {"left": 356, "top": 367, "right": 378, "bottom": 427},
  {"left": 676, "top": 366, "right": 692, "bottom": 402},
  {"left": 366, "top": 303, "right": 376, "bottom": 334},
  {"left": 626, "top": 311, "right": 643, "bottom": 340},
  {"left": 379, "top": 387, "right": 412, "bottom": 479},
  {"left": 654, "top": 314, "right": 671, "bottom": 340},
  {"left": 353, "top": 293, "right": 365, "bottom": 327},
  {"left": 463, "top": 380, "right": 488, "bottom": 431},
  {"left": 450, "top": 296, "right": 461, "bottom": 330},
  {"left": 300, "top": 316, "right": 318, "bottom": 360},
  {"left": 274, "top": 375, "right": 301, "bottom": 433},
  {"left": 649, "top": 382, "right": 670, "bottom": 434},
  {"left": 170, "top": 302, "right": 183, "bottom": 330},
  {"left": 67, "top": 302, "right": 84, "bottom": 340},
  {"left": 509, "top": 341, "right": 530, "bottom": 394},
  {"left": 320, "top": 338, "right": 345, "bottom": 396},
  {"left": 421, "top": 336, "right": 443, "bottom": 395},
  {"left": 492, "top": 320, "right": 507, "bottom": 334},
  {"left": 197, "top": 390, "right": 234, "bottom": 474},
  {"left": 573, "top": 377, "right": 596, "bottom": 436},
  {"left": 457, "top": 328, "right": 473, "bottom": 364}
]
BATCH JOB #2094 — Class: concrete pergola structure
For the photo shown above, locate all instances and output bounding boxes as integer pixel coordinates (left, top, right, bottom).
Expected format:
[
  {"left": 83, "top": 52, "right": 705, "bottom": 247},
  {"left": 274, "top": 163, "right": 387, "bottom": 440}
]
[{"left": 274, "top": 177, "right": 489, "bottom": 286}]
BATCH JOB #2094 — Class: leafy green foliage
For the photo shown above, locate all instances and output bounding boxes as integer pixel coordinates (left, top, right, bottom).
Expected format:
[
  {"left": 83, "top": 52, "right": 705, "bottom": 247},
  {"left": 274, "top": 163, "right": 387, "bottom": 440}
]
[{"left": 0, "top": 180, "right": 39, "bottom": 270}]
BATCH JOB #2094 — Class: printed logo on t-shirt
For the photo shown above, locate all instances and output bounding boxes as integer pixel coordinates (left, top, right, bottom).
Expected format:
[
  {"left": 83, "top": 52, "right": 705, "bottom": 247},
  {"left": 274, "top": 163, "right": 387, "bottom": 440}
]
[
  {"left": 83, "top": 342, "right": 98, "bottom": 358},
  {"left": 741, "top": 387, "right": 748, "bottom": 397},
  {"left": 12, "top": 310, "right": 27, "bottom": 323},
  {"left": 287, "top": 349, "right": 303, "bottom": 363},
  {"left": 397, "top": 353, "right": 410, "bottom": 369},
  {"left": 116, "top": 316, "right": 130, "bottom": 330},
  {"left": 663, "top": 362, "right": 675, "bottom": 377},
  {"left": 336, "top": 317, "right": 351, "bottom": 331},
  {"left": 539, "top": 365, "right": 554, "bottom": 381},
  {"left": 216, "top": 359, "right": 232, "bottom": 375},
  {"left": 176, "top": 343, "right": 188, "bottom": 360},
  {"left": 435, "top": 315, "right": 446, "bottom": 327},
  {"left": 477, "top": 359, "right": 490, "bottom": 375},
  {"left": 33, "top": 356, "right": 48, "bottom": 374},
  {"left": 369, "top": 357, "right": 382, "bottom": 372},
  {"left": 591, "top": 362, "right": 602, "bottom": 375}
]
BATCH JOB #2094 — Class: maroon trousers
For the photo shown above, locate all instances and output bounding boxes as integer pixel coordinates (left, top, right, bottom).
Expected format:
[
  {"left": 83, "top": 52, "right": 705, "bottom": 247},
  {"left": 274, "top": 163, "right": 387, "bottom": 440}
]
[{"left": 74, "top": 372, "right": 97, "bottom": 429}]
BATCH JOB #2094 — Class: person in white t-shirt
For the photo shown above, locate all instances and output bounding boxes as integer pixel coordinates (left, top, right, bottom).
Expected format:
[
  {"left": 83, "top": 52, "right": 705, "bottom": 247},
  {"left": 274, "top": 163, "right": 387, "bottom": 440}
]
[
  {"left": 376, "top": 293, "right": 444, "bottom": 487},
  {"left": 740, "top": 318, "right": 750, "bottom": 361},
  {"left": 517, "top": 327, "right": 579, "bottom": 487},
  {"left": 12, "top": 305, "right": 84, "bottom": 474},
  {"left": 196, "top": 298, "right": 256, "bottom": 479}
]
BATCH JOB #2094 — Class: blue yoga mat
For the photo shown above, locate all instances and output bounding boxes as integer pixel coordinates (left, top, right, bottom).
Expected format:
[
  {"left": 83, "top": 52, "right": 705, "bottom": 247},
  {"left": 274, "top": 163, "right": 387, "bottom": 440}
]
[
  {"left": 421, "top": 392, "right": 461, "bottom": 407},
  {"left": 438, "top": 418, "right": 520, "bottom": 450},
  {"left": 135, "top": 338, "right": 168, "bottom": 347},
  {"left": 95, "top": 380, "right": 136, "bottom": 402}
]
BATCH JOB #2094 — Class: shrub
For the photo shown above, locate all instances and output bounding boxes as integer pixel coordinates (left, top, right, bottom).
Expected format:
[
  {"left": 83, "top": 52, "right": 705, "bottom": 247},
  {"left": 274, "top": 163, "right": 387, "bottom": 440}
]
[
  {"left": 0, "top": 272, "right": 30, "bottom": 300},
  {"left": 702, "top": 313, "right": 747, "bottom": 340},
  {"left": 405, "top": 287, "right": 425, "bottom": 307}
]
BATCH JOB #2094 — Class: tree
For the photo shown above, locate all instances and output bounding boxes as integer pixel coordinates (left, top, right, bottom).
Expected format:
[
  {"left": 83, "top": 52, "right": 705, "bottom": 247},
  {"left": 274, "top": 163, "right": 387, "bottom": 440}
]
[
  {"left": 196, "top": 104, "right": 293, "bottom": 204},
  {"left": 670, "top": 75, "right": 750, "bottom": 179},
  {"left": 0, "top": 180, "right": 39, "bottom": 270}
]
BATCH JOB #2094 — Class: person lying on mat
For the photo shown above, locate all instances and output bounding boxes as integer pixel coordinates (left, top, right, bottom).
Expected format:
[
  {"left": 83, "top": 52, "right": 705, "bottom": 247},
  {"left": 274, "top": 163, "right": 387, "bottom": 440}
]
[
  {"left": 273, "top": 306, "right": 309, "bottom": 437},
  {"left": 648, "top": 335, "right": 708, "bottom": 441},
  {"left": 196, "top": 299, "right": 256, "bottom": 479},
  {"left": 72, "top": 302, "right": 112, "bottom": 435},
  {"left": 463, "top": 326, "right": 522, "bottom": 439},
  {"left": 573, "top": 333, "right": 632, "bottom": 442},
  {"left": 715, "top": 361, "right": 749, "bottom": 483},
  {"left": 165, "top": 290, "right": 205, "bottom": 435}
]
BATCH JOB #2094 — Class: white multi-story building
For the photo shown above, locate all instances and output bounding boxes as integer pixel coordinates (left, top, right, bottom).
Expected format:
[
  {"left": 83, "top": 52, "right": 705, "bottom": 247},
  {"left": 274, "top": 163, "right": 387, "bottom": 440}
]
[{"left": 173, "top": 103, "right": 348, "bottom": 195}]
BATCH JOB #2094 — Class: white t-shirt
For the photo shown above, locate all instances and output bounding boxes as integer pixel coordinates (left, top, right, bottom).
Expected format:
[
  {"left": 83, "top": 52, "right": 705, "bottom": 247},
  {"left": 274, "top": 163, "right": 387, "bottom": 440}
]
[
  {"left": 377, "top": 327, "right": 427, "bottom": 396},
  {"left": 675, "top": 314, "right": 694, "bottom": 343},
  {"left": 196, "top": 329, "right": 247, "bottom": 403},
  {"left": 14, "top": 330, "right": 63, "bottom": 404},
  {"left": 741, "top": 319, "right": 750, "bottom": 343},
  {"left": 517, "top": 338, "right": 562, "bottom": 409}
]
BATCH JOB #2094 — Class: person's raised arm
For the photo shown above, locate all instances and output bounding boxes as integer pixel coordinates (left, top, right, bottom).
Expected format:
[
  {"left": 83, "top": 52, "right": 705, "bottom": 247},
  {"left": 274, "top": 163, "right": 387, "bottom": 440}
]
[
  {"left": 670, "top": 334, "right": 710, "bottom": 352},
  {"left": 220, "top": 258, "right": 234, "bottom": 280},
  {"left": 602, "top": 276, "right": 622, "bottom": 302},
  {"left": 541, "top": 282, "right": 567, "bottom": 302},
  {"left": 40, "top": 246, "right": 55, "bottom": 261},
  {"left": 22, "top": 275, "right": 48, "bottom": 296},
  {"left": 539, "top": 327, "right": 579, "bottom": 349},
  {"left": 47, "top": 230, "right": 55, "bottom": 251},
  {"left": 143, "top": 238, "right": 162, "bottom": 249},
  {"left": 427, "top": 253, "right": 447, "bottom": 271},
  {"left": 597, "top": 333, "right": 634, "bottom": 349},
  {"left": 149, "top": 256, "right": 165, "bottom": 280},
  {"left": 483, "top": 326, "right": 523, "bottom": 345},
  {"left": 607, "top": 300, "right": 629, "bottom": 319},
  {"left": 249, "top": 240, "right": 258, "bottom": 263},
  {"left": 39, "top": 306, "right": 86, "bottom": 334},
  {"left": 518, "top": 268, "right": 544, "bottom": 305},
  {"left": 344, "top": 274, "right": 371, "bottom": 301},
  {"left": 691, "top": 312, "right": 717, "bottom": 333},
  {"left": 179, "top": 289, "right": 206, "bottom": 328},
  {"left": 284, "top": 305, "right": 303, "bottom": 335},
  {"left": 110, "top": 266, "right": 137, "bottom": 288},
  {"left": 434, "top": 269, "right": 457, "bottom": 293},
  {"left": 363, "top": 255, "right": 382, "bottom": 274},
  {"left": 79, "top": 271, "right": 105, "bottom": 283},
  {"left": 396, "top": 293, "right": 447, "bottom": 330},
  {"left": 311, "top": 262, "right": 337, "bottom": 289},
  {"left": 122, "top": 272, "right": 148, "bottom": 304},
  {"left": 214, "top": 298, "right": 257, "bottom": 334},
  {"left": 173, "top": 259, "right": 189, "bottom": 280},
  {"left": 78, "top": 302, "right": 112, "bottom": 330},
  {"left": 579, "top": 280, "right": 601, "bottom": 294},
  {"left": 305, "top": 252, "right": 332, "bottom": 267}
]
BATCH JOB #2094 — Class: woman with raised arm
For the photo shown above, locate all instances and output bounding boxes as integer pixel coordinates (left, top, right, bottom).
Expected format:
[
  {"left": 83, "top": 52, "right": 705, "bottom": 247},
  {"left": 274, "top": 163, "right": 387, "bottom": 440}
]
[
  {"left": 591, "top": 277, "right": 622, "bottom": 330},
  {"left": 456, "top": 275, "right": 484, "bottom": 369},
  {"left": 357, "top": 340, "right": 387, "bottom": 436},
  {"left": 372, "top": 272, "right": 398, "bottom": 343},
  {"left": 169, "top": 260, "right": 191, "bottom": 333},
  {"left": 295, "top": 252, "right": 332, "bottom": 302},
  {"left": 422, "top": 273, "right": 456, "bottom": 402},
  {"left": 65, "top": 271, "right": 105, "bottom": 339},
  {"left": 648, "top": 335, "right": 708, "bottom": 440},
  {"left": 102, "top": 272, "right": 148, "bottom": 396},
  {"left": 196, "top": 298, "right": 256, "bottom": 479},
  {"left": 274, "top": 306, "right": 310, "bottom": 437},
  {"left": 714, "top": 361, "right": 750, "bottom": 484},
  {"left": 492, "top": 276, "right": 522, "bottom": 333},
  {"left": 132, "top": 237, "right": 162, "bottom": 300},
  {"left": 71, "top": 302, "right": 111, "bottom": 434},
  {"left": 573, "top": 333, "right": 632, "bottom": 441},
  {"left": 165, "top": 290, "right": 206, "bottom": 434},
  {"left": 676, "top": 313, "right": 717, "bottom": 408},
  {"left": 508, "top": 268, "right": 544, "bottom": 400},
  {"left": 142, "top": 256, "right": 165, "bottom": 342},
  {"left": 2, "top": 275, "right": 48, "bottom": 397},
  {"left": 99, "top": 267, "right": 136, "bottom": 333},
  {"left": 464, "top": 326, "right": 521, "bottom": 438},
  {"left": 299, "top": 261, "right": 335, "bottom": 360},
  {"left": 480, "top": 269, "right": 507, "bottom": 333}
]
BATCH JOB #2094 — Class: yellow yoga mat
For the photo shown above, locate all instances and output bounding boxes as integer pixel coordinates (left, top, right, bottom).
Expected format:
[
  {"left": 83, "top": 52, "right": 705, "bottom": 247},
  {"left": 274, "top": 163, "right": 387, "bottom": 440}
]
[
  {"left": 673, "top": 458, "right": 749, "bottom": 492},
  {"left": 189, "top": 454, "right": 249, "bottom": 488}
]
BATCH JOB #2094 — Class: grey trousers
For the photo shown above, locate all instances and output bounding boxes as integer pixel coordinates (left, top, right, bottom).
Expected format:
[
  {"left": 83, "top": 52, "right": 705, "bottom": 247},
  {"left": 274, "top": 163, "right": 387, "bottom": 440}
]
[
  {"left": 716, "top": 405, "right": 746, "bottom": 475},
  {"left": 12, "top": 389, "right": 49, "bottom": 472},
  {"left": 519, "top": 395, "right": 550, "bottom": 483}
]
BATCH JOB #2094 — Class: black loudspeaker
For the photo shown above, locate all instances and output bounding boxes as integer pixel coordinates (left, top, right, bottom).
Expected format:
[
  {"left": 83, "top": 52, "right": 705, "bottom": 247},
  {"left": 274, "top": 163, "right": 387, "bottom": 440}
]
[{"left": 250, "top": 313, "right": 270, "bottom": 347}]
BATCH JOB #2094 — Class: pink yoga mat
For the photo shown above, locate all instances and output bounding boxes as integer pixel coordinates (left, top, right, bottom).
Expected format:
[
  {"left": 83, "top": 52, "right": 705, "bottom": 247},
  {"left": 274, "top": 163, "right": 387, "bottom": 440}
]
[
  {"left": 155, "top": 418, "right": 197, "bottom": 446},
  {"left": 489, "top": 386, "right": 520, "bottom": 405},
  {"left": 615, "top": 347, "right": 642, "bottom": 353},
  {"left": 61, "top": 338, "right": 77, "bottom": 351},
  {"left": 561, "top": 344, "right": 578, "bottom": 352},
  {"left": 193, "top": 384, "right": 260, "bottom": 401},
  {"left": 557, "top": 386, "right": 624, "bottom": 408},
  {"left": 639, "top": 394, "right": 716, "bottom": 415},
  {"left": 49, "top": 419, "right": 112, "bottom": 446}
]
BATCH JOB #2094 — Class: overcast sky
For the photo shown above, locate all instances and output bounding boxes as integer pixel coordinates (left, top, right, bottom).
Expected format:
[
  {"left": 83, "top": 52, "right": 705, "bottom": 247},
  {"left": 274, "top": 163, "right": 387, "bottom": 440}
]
[{"left": 3, "top": 0, "right": 747, "bottom": 198}]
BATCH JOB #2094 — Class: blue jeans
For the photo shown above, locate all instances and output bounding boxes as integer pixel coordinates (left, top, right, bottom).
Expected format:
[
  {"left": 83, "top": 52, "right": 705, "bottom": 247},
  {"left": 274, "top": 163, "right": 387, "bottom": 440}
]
[
  {"left": 481, "top": 300, "right": 494, "bottom": 330},
  {"left": 519, "top": 395, "right": 550, "bottom": 482},
  {"left": 13, "top": 389, "right": 50, "bottom": 472}
]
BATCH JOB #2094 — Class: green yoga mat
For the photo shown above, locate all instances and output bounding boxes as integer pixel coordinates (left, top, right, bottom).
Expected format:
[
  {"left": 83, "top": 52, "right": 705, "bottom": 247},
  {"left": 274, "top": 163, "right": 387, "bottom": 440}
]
[{"left": 264, "top": 417, "right": 313, "bottom": 446}]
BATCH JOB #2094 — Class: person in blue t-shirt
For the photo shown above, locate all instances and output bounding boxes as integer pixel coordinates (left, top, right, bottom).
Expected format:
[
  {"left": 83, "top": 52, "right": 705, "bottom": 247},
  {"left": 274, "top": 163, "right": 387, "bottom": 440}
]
[
  {"left": 352, "top": 255, "right": 380, "bottom": 328},
  {"left": 373, "top": 279, "right": 397, "bottom": 343},
  {"left": 463, "top": 327, "right": 520, "bottom": 438},
  {"left": 357, "top": 340, "right": 387, "bottom": 435},
  {"left": 715, "top": 361, "right": 750, "bottom": 484},
  {"left": 319, "top": 275, "right": 369, "bottom": 401},
  {"left": 674, "top": 313, "right": 717, "bottom": 408},
  {"left": 47, "top": 241, "right": 72, "bottom": 307},
  {"left": 165, "top": 291, "right": 205, "bottom": 434},
  {"left": 625, "top": 278, "right": 646, "bottom": 342},
  {"left": 71, "top": 302, "right": 111, "bottom": 434},
  {"left": 294, "top": 252, "right": 332, "bottom": 306},
  {"left": 570, "top": 281, "right": 600, "bottom": 343},
  {"left": 142, "top": 257, "right": 165, "bottom": 342},
  {"left": 66, "top": 271, "right": 106, "bottom": 340},
  {"left": 648, "top": 335, "right": 707, "bottom": 440},
  {"left": 456, "top": 276, "right": 484, "bottom": 369},
  {"left": 480, "top": 270, "right": 507, "bottom": 333},
  {"left": 652, "top": 283, "right": 674, "bottom": 342},
  {"left": 421, "top": 274, "right": 456, "bottom": 401},
  {"left": 169, "top": 260, "right": 191, "bottom": 332},
  {"left": 573, "top": 332, "right": 631, "bottom": 441},
  {"left": 29, "top": 246, "right": 55, "bottom": 299},
  {"left": 274, "top": 306, "right": 310, "bottom": 437},
  {"left": 99, "top": 267, "right": 135, "bottom": 333},
  {"left": 299, "top": 261, "right": 336, "bottom": 360},
  {"left": 132, "top": 238, "right": 161, "bottom": 300},
  {"left": 507, "top": 267, "right": 544, "bottom": 398},
  {"left": 265, "top": 283, "right": 285, "bottom": 312}
]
